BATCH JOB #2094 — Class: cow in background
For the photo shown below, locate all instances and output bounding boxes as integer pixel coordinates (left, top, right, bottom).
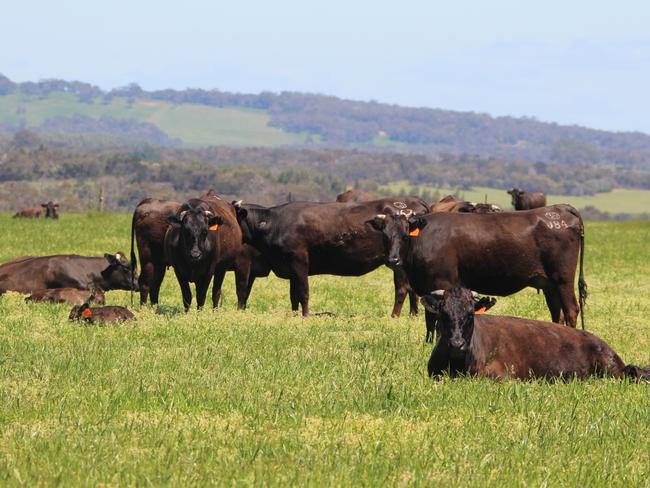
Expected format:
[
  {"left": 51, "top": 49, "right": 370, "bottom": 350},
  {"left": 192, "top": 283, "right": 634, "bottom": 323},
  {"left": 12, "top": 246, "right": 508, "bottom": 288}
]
[
  {"left": 431, "top": 195, "right": 501, "bottom": 213},
  {"left": 13, "top": 201, "right": 60, "bottom": 219},
  {"left": 507, "top": 189, "right": 546, "bottom": 210},
  {"left": 336, "top": 189, "right": 382, "bottom": 203}
]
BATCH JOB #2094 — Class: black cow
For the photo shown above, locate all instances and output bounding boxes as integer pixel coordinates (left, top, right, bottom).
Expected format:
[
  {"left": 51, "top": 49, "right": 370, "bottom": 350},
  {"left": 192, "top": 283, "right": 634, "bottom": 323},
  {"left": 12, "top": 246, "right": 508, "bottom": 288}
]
[
  {"left": 234, "top": 198, "right": 429, "bottom": 316},
  {"left": 507, "top": 189, "right": 546, "bottom": 210},
  {"left": 422, "top": 287, "right": 650, "bottom": 381},
  {"left": 13, "top": 201, "right": 59, "bottom": 219},
  {"left": 0, "top": 253, "right": 138, "bottom": 293},
  {"left": 367, "top": 205, "right": 587, "bottom": 341}
]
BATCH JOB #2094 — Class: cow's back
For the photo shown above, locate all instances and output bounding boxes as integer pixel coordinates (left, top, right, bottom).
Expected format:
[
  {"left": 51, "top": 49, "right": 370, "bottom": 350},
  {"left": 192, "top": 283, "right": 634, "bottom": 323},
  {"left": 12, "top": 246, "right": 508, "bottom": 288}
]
[{"left": 471, "top": 315, "right": 626, "bottom": 379}]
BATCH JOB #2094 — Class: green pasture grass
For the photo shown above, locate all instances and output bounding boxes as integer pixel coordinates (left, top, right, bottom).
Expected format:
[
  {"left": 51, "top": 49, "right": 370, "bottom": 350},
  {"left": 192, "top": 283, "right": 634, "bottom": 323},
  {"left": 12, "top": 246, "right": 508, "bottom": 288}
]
[
  {"left": 0, "top": 213, "right": 649, "bottom": 486},
  {"left": 382, "top": 181, "right": 650, "bottom": 215},
  {"left": 0, "top": 93, "right": 308, "bottom": 147}
]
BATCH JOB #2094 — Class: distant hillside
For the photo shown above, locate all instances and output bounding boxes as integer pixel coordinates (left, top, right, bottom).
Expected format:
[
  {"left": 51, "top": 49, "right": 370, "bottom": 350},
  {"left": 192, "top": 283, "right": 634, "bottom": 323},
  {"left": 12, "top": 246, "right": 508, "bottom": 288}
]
[{"left": 1, "top": 74, "right": 650, "bottom": 169}]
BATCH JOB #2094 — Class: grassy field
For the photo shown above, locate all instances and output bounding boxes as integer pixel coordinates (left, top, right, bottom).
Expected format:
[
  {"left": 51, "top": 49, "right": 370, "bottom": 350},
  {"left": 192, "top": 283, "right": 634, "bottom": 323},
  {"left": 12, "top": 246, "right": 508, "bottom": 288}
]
[
  {"left": 382, "top": 182, "right": 650, "bottom": 215},
  {"left": 0, "top": 92, "right": 308, "bottom": 147},
  {"left": 0, "top": 213, "right": 649, "bottom": 486}
]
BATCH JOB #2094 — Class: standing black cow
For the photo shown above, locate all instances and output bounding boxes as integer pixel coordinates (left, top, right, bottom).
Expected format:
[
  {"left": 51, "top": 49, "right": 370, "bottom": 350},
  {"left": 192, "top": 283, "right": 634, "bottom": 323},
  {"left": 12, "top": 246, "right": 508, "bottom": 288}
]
[
  {"left": 367, "top": 205, "right": 587, "bottom": 341},
  {"left": 234, "top": 198, "right": 429, "bottom": 316},
  {"left": 507, "top": 189, "right": 546, "bottom": 210}
]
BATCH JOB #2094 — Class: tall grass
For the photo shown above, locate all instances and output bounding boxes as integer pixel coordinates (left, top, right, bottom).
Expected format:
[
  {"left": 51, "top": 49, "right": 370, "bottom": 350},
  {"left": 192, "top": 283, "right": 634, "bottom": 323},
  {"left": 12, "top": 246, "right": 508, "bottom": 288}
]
[{"left": 0, "top": 214, "right": 648, "bottom": 486}]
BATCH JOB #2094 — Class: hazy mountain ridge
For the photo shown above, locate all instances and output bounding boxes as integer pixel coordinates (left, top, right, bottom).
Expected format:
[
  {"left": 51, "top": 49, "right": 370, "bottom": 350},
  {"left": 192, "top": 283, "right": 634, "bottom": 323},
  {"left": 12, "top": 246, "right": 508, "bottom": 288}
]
[{"left": 1, "top": 74, "right": 649, "bottom": 169}]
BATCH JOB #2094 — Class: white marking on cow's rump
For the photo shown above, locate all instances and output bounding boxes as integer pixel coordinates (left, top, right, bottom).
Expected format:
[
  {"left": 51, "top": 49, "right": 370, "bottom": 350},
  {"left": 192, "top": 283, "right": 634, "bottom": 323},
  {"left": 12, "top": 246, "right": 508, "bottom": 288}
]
[
  {"left": 393, "top": 202, "right": 407, "bottom": 209},
  {"left": 545, "top": 211, "right": 560, "bottom": 220}
]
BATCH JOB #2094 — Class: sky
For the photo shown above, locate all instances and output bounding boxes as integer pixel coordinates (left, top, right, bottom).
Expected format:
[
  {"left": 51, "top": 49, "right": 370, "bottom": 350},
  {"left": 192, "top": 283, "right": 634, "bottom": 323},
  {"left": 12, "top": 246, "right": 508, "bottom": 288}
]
[{"left": 2, "top": 0, "right": 650, "bottom": 133}]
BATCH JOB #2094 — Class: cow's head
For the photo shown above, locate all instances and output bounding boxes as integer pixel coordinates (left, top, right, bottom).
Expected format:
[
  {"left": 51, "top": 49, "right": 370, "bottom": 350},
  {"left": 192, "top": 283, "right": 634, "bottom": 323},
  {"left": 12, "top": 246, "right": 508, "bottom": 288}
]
[
  {"left": 420, "top": 287, "right": 496, "bottom": 356},
  {"left": 366, "top": 210, "right": 427, "bottom": 268},
  {"left": 101, "top": 252, "right": 139, "bottom": 291},
  {"left": 41, "top": 201, "right": 59, "bottom": 219},
  {"left": 167, "top": 205, "right": 223, "bottom": 263},
  {"left": 232, "top": 200, "right": 269, "bottom": 245},
  {"left": 507, "top": 188, "right": 523, "bottom": 207}
]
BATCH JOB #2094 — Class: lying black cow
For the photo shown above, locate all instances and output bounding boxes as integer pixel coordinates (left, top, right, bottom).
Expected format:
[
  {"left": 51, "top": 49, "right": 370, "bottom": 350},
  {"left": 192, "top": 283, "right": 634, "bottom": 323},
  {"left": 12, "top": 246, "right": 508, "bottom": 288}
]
[
  {"left": 234, "top": 197, "right": 429, "bottom": 316},
  {"left": 0, "top": 253, "right": 137, "bottom": 293},
  {"left": 507, "top": 188, "right": 546, "bottom": 210},
  {"left": 367, "top": 205, "right": 587, "bottom": 340},
  {"left": 422, "top": 287, "right": 649, "bottom": 381},
  {"left": 13, "top": 201, "right": 60, "bottom": 219}
]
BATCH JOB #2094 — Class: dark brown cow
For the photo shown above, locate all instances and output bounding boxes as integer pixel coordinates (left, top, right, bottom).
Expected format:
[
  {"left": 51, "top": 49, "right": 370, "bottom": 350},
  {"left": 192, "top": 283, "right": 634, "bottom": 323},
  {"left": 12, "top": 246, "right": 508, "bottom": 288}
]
[
  {"left": 26, "top": 288, "right": 105, "bottom": 305},
  {"left": 507, "top": 188, "right": 546, "bottom": 210},
  {"left": 0, "top": 253, "right": 137, "bottom": 293},
  {"left": 336, "top": 189, "right": 382, "bottom": 203},
  {"left": 69, "top": 303, "right": 135, "bottom": 324},
  {"left": 13, "top": 201, "right": 60, "bottom": 219},
  {"left": 431, "top": 195, "right": 501, "bottom": 213},
  {"left": 367, "top": 205, "right": 587, "bottom": 341},
  {"left": 422, "top": 287, "right": 649, "bottom": 381},
  {"left": 164, "top": 194, "right": 243, "bottom": 311},
  {"left": 131, "top": 195, "right": 269, "bottom": 309},
  {"left": 234, "top": 197, "right": 429, "bottom": 316},
  {"left": 131, "top": 198, "right": 181, "bottom": 305}
]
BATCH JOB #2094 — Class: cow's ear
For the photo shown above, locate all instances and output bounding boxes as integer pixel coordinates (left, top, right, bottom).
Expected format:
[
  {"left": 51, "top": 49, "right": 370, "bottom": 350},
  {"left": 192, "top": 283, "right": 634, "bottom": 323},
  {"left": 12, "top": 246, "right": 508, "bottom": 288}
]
[
  {"left": 41, "top": 203, "right": 48, "bottom": 208},
  {"left": 104, "top": 253, "right": 118, "bottom": 265},
  {"left": 366, "top": 216, "right": 386, "bottom": 231},
  {"left": 235, "top": 206, "right": 248, "bottom": 222},
  {"left": 208, "top": 215, "right": 223, "bottom": 229},
  {"left": 420, "top": 294, "right": 442, "bottom": 315},
  {"left": 408, "top": 217, "right": 427, "bottom": 232},
  {"left": 166, "top": 215, "right": 182, "bottom": 228},
  {"left": 474, "top": 297, "right": 497, "bottom": 314}
]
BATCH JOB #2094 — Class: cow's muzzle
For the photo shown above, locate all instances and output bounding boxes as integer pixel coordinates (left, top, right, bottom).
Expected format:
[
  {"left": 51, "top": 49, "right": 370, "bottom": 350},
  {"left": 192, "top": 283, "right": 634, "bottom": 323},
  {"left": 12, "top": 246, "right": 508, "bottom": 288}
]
[{"left": 387, "top": 257, "right": 401, "bottom": 267}]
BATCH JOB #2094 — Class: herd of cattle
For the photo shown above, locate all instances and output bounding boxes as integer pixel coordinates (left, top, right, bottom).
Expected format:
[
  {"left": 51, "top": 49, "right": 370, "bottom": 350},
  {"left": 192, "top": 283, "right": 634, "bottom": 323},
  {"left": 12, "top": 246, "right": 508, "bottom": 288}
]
[{"left": 3, "top": 188, "right": 649, "bottom": 381}]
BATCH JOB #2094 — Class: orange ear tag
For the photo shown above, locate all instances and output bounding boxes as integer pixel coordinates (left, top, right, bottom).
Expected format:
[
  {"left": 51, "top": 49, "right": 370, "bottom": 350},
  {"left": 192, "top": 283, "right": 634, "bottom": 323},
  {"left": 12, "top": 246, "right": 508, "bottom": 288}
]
[
  {"left": 82, "top": 308, "right": 93, "bottom": 318},
  {"left": 409, "top": 228, "right": 420, "bottom": 237},
  {"left": 209, "top": 224, "right": 219, "bottom": 231},
  {"left": 474, "top": 306, "right": 487, "bottom": 315}
]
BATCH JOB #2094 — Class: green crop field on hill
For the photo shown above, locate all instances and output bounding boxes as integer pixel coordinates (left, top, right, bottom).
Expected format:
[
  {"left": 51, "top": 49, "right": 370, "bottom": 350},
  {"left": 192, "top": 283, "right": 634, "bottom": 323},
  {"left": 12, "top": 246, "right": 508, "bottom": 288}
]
[
  {"left": 0, "top": 93, "right": 308, "bottom": 147},
  {"left": 0, "top": 213, "right": 649, "bottom": 486}
]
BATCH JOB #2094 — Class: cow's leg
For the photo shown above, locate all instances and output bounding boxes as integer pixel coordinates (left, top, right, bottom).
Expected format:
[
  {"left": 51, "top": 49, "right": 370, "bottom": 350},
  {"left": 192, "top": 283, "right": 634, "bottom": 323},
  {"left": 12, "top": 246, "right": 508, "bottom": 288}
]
[
  {"left": 173, "top": 270, "right": 192, "bottom": 312},
  {"left": 408, "top": 288, "right": 419, "bottom": 316},
  {"left": 245, "top": 276, "right": 256, "bottom": 305},
  {"left": 212, "top": 266, "right": 227, "bottom": 308},
  {"left": 424, "top": 310, "right": 437, "bottom": 343},
  {"left": 195, "top": 275, "right": 211, "bottom": 310},
  {"left": 543, "top": 286, "right": 562, "bottom": 323},
  {"left": 149, "top": 263, "right": 167, "bottom": 306},
  {"left": 557, "top": 283, "right": 579, "bottom": 328},
  {"left": 427, "top": 338, "right": 450, "bottom": 378},
  {"left": 289, "top": 253, "right": 310, "bottom": 316},
  {"left": 139, "top": 260, "right": 153, "bottom": 305},
  {"left": 391, "top": 269, "right": 409, "bottom": 317},
  {"left": 234, "top": 261, "right": 251, "bottom": 310}
]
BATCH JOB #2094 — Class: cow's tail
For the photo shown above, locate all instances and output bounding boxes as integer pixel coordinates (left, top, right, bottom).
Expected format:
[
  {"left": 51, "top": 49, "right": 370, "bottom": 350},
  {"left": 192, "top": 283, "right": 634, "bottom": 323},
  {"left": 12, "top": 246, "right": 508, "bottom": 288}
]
[
  {"left": 130, "top": 206, "right": 138, "bottom": 306},
  {"left": 623, "top": 365, "right": 650, "bottom": 382},
  {"left": 568, "top": 206, "right": 588, "bottom": 329}
]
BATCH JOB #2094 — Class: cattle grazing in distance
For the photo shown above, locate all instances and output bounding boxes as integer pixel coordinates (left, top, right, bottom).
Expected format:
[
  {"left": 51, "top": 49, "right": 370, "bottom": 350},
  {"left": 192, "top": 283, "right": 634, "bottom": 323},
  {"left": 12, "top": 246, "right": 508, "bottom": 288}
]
[
  {"left": 69, "top": 303, "right": 135, "bottom": 324},
  {"left": 367, "top": 204, "right": 587, "bottom": 341},
  {"left": 507, "top": 188, "right": 546, "bottom": 210},
  {"left": 26, "top": 288, "right": 106, "bottom": 305},
  {"left": 234, "top": 197, "right": 429, "bottom": 317},
  {"left": 421, "top": 287, "right": 650, "bottom": 381},
  {"left": 336, "top": 189, "right": 382, "bottom": 203},
  {"left": 0, "top": 253, "right": 138, "bottom": 294},
  {"left": 13, "top": 201, "right": 60, "bottom": 219},
  {"left": 131, "top": 197, "right": 181, "bottom": 305},
  {"left": 431, "top": 195, "right": 501, "bottom": 213}
]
